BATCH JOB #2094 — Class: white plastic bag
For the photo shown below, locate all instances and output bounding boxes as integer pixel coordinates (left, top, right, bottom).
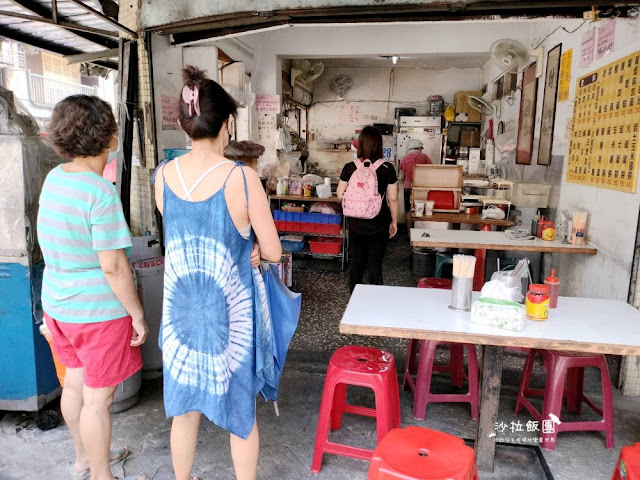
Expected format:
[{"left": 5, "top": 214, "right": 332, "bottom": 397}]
[
  {"left": 315, "top": 184, "right": 332, "bottom": 199},
  {"left": 482, "top": 278, "right": 522, "bottom": 303}
]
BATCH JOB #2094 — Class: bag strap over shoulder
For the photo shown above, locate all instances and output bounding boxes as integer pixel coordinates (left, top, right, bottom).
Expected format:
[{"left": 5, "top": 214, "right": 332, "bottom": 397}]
[{"left": 372, "top": 159, "right": 385, "bottom": 171}]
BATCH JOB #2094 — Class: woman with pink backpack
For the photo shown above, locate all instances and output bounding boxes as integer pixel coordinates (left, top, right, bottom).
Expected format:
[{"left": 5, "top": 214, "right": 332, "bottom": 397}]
[{"left": 337, "top": 126, "right": 399, "bottom": 292}]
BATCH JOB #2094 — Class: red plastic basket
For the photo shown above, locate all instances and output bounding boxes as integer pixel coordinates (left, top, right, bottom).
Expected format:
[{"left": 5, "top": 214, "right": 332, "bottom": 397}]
[{"left": 309, "top": 237, "right": 342, "bottom": 255}]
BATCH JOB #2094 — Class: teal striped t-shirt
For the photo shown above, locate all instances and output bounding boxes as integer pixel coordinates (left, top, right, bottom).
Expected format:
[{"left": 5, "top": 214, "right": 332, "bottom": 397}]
[{"left": 37, "top": 165, "right": 133, "bottom": 323}]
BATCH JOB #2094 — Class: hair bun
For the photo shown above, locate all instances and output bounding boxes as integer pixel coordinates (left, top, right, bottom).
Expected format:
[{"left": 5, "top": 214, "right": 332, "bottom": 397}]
[{"left": 182, "top": 65, "right": 207, "bottom": 88}]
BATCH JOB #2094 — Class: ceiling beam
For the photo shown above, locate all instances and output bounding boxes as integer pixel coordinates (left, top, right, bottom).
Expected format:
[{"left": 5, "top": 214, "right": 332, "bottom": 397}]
[
  {"left": 7, "top": 0, "right": 118, "bottom": 48},
  {"left": 0, "top": 9, "right": 119, "bottom": 38},
  {"left": 65, "top": 0, "right": 138, "bottom": 39},
  {"left": 65, "top": 48, "right": 119, "bottom": 64},
  {"left": 0, "top": 25, "right": 118, "bottom": 69},
  {"left": 164, "top": 1, "right": 635, "bottom": 39}
]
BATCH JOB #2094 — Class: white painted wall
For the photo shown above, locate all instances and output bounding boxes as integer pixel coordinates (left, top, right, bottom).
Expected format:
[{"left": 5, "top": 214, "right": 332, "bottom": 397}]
[
  {"left": 252, "top": 21, "right": 533, "bottom": 95},
  {"left": 150, "top": 35, "right": 221, "bottom": 158},
  {"left": 481, "top": 18, "right": 640, "bottom": 300},
  {"left": 545, "top": 18, "right": 640, "bottom": 301},
  {"left": 308, "top": 65, "right": 482, "bottom": 174}
]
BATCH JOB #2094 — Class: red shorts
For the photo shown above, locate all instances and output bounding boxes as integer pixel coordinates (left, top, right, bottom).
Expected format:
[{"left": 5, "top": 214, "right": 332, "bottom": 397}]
[{"left": 45, "top": 312, "right": 143, "bottom": 389}]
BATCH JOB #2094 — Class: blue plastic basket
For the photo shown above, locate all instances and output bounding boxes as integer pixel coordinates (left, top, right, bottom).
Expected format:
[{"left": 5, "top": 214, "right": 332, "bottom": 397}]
[
  {"left": 164, "top": 148, "right": 190, "bottom": 160},
  {"left": 280, "top": 237, "right": 304, "bottom": 252}
]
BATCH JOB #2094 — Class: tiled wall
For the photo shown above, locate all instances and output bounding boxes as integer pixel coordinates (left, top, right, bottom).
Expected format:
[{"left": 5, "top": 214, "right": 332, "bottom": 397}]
[{"left": 120, "top": 0, "right": 158, "bottom": 236}]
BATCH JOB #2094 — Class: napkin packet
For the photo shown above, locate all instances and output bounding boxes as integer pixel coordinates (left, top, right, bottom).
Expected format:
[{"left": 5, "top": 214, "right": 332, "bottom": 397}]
[
  {"left": 470, "top": 279, "right": 526, "bottom": 331},
  {"left": 470, "top": 298, "right": 525, "bottom": 331}
]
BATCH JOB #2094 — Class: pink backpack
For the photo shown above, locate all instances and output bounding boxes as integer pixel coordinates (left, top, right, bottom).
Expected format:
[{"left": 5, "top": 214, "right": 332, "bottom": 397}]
[{"left": 342, "top": 159, "right": 385, "bottom": 219}]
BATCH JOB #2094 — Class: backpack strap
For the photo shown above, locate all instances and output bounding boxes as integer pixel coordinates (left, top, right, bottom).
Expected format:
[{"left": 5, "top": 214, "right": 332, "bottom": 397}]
[
  {"left": 354, "top": 159, "right": 365, "bottom": 170},
  {"left": 372, "top": 159, "right": 385, "bottom": 171}
]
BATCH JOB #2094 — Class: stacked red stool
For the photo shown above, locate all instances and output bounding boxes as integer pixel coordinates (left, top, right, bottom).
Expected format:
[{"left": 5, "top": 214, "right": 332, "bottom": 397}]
[
  {"left": 612, "top": 443, "right": 640, "bottom": 480},
  {"left": 311, "top": 346, "right": 401, "bottom": 473},
  {"left": 404, "top": 278, "right": 478, "bottom": 420},
  {"left": 514, "top": 349, "right": 614, "bottom": 451},
  {"left": 367, "top": 426, "right": 478, "bottom": 479}
]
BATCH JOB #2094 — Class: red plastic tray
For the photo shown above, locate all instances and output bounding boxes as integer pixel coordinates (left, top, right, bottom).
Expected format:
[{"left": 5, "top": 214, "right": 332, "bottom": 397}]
[
  {"left": 309, "top": 237, "right": 342, "bottom": 255},
  {"left": 275, "top": 220, "right": 340, "bottom": 235}
]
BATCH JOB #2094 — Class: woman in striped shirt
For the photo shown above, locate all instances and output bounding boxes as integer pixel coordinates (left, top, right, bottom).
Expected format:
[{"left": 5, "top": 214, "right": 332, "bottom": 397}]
[{"left": 37, "top": 95, "right": 148, "bottom": 480}]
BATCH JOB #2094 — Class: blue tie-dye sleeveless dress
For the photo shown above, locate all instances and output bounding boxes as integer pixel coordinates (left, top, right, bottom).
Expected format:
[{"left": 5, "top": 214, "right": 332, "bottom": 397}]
[{"left": 160, "top": 162, "right": 260, "bottom": 439}]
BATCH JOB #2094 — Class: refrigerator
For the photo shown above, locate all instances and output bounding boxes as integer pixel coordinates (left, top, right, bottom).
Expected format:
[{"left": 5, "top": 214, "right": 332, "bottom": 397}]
[
  {"left": 396, "top": 116, "right": 443, "bottom": 165},
  {"left": 0, "top": 90, "right": 61, "bottom": 411},
  {"left": 396, "top": 116, "right": 443, "bottom": 216}
]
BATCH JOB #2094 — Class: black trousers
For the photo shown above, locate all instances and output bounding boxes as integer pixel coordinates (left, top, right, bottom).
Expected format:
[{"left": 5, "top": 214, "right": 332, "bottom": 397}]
[{"left": 349, "top": 230, "right": 389, "bottom": 292}]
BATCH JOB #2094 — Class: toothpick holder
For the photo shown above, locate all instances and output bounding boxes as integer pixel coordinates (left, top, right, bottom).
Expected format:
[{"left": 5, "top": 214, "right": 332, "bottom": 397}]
[{"left": 449, "top": 276, "right": 473, "bottom": 311}]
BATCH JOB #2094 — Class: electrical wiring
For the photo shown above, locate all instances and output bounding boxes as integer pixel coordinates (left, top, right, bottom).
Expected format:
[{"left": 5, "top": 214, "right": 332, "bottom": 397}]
[{"left": 532, "top": 20, "right": 587, "bottom": 49}]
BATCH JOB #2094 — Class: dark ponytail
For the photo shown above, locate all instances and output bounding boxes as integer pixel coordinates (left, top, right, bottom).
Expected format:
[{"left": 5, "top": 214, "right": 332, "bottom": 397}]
[{"left": 178, "top": 65, "right": 237, "bottom": 140}]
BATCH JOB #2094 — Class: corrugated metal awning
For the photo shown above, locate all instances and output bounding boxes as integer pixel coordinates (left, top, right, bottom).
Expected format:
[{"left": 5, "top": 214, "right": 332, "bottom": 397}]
[{"left": 0, "top": 0, "right": 136, "bottom": 69}]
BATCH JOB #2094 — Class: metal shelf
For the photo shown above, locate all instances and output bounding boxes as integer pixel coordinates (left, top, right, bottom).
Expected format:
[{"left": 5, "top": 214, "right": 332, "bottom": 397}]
[
  {"left": 278, "top": 229, "right": 345, "bottom": 238},
  {"left": 294, "top": 246, "right": 343, "bottom": 258}
]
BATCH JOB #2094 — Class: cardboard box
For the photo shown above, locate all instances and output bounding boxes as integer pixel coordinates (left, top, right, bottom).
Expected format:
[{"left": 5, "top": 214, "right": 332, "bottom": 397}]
[
  {"left": 455, "top": 90, "right": 483, "bottom": 123},
  {"left": 460, "top": 130, "right": 480, "bottom": 147}
]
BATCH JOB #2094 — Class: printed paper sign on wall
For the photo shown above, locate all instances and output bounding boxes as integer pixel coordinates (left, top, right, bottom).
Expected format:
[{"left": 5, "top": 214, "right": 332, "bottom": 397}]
[
  {"left": 557, "top": 49, "right": 573, "bottom": 102},
  {"left": 580, "top": 30, "right": 595, "bottom": 67},
  {"left": 596, "top": 19, "right": 616, "bottom": 60},
  {"left": 161, "top": 95, "right": 180, "bottom": 130},
  {"left": 338, "top": 105, "right": 361, "bottom": 123},
  {"left": 256, "top": 95, "right": 281, "bottom": 114},
  {"left": 567, "top": 50, "right": 640, "bottom": 193}
]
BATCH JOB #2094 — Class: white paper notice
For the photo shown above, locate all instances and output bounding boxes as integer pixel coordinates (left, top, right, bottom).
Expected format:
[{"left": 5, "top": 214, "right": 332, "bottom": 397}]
[
  {"left": 257, "top": 115, "right": 277, "bottom": 143},
  {"left": 338, "top": 105, "right": 361, "bottom": 124},
  {"left": 580, "top": 30, "right": 595, "bottom": 67}
]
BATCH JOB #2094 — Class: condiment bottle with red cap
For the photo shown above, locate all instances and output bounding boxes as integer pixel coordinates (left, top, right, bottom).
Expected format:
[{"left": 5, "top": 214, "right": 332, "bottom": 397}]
[
  {"left": 545, "top": 269, "right": 560, "bottom": 308},
  {"left": 525, "top": 284, "right": 550, "bottom": 321}
]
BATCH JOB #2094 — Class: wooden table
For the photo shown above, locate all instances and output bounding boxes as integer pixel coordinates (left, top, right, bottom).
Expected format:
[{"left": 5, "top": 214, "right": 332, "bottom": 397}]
[
  {"left": 340, "top": 285, "right": 640, "bottom": 471},
  {"left": 411, "top": 229, "right": 597, "bottom": 254},
  {"left": 411, "top": 212, "right": 514, "bottom": 227},
  {"left": 411, "top": 229, "right": 597, "bottom": 290}
]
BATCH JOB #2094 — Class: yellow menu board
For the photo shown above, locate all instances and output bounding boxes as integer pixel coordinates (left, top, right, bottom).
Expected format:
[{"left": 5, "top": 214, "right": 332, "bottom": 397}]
[
  {"left": 567, "top": 50, "right": 640, "bottom": 193},
  {"left": 557, "top": 49, "right": 572, "bottom": 102}
]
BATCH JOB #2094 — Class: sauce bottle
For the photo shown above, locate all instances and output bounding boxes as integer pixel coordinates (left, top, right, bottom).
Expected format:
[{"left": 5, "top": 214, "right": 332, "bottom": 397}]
[
  {"left": 544, "top": 269, "right": 560, "bottom": 308},
  {"left": 536, "top": 215, "right": 547, "bottom": 238},
  {"left": 531, "top": 211, "right": 540, "bottom": 236}
]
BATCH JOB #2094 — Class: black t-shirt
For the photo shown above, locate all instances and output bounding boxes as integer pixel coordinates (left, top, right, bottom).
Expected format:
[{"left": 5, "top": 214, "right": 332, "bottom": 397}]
[{"left": 340, "top": 160, "right": 398, "bottom": 235}]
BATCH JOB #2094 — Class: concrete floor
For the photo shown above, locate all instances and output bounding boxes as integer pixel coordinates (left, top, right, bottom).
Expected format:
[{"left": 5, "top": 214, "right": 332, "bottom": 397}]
[{"left": 1, "top": 233, "right": 639, "bottom": 479}]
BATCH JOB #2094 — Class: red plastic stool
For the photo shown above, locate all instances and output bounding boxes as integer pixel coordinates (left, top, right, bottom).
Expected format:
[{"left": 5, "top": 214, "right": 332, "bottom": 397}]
[
  {"left": 417, "top": 278, "right": 452, "bottom": 289},
  {"left": 404, "top": 341, "right": 478, "bottom": 420},
  {"left": 408, "top": 278, "right": 462, "bottom": 389},
  {"left": 612, "top": 443, "right": 640, "bottom": 480},
  {"left": 367, "top": 426, "right": 478, "bottom": 479},
  {"left": 403, "top": 278, "right": 477, "bottom": 420},
  {"left": 514, "top": 349, "right": 614, "bottom": 451},
  {"left": 311, "top": 346, "right": 401, "bottom": 473}
]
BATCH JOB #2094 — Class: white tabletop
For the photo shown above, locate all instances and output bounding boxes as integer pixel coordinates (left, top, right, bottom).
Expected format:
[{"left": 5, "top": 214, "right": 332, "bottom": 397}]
[
  {"left": 340, "top": 285, "right": 640, "bottom": 355},
  {"left": 410, "top": 229, "right": 597, "bottom": 255}
]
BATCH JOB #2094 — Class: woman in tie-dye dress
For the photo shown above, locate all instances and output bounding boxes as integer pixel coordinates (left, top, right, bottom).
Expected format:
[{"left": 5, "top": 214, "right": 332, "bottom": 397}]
[{"left": 154, "top": 66, "right": 282, "bottom": 480}]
